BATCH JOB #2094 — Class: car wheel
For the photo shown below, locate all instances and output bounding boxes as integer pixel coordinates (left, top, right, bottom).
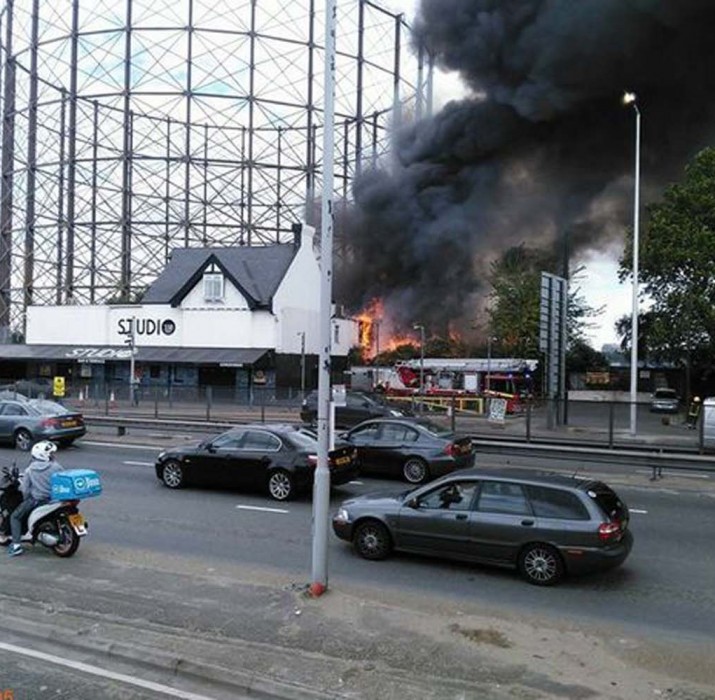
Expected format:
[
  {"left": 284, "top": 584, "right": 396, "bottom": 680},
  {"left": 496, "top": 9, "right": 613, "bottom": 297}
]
[
  {"left": 267, "top": 469, "right": 294, "bottom": 501},
  {"left": 402, "top": 457, "right": 429, "bottom": 484},
  {"left": 161, "top": 460, "right": 185, "bottom": 489},
  {"left": 353, "top": 520, "right": 392, "bottom": 560},
  {"left": 518, "top": 543, "right": 564, "bottom": 586},
  {"left": 14, "top": 429, "right": 33, "bottom": 451}
]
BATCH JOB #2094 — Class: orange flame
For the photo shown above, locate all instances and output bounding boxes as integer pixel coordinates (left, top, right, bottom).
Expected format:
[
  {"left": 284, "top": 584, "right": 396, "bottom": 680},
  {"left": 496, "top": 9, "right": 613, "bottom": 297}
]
[{"left": 354, "top": 298, "right": 420, "bottom": 360}]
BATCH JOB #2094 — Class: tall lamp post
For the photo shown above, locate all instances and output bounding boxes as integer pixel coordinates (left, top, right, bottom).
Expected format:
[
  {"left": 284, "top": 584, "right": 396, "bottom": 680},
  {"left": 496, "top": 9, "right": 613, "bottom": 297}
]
[
  {"left": 297, "top": 331, "right": 306, "bottom": 400},
  {"left": 486, "top": 335, "right": 497, "bottom": 393},
  {"left": 623, "top": 91, "right": 641, "bottom": 437},
  {"left": 413, "top": 323, "right": 425, "bottom": 395}
]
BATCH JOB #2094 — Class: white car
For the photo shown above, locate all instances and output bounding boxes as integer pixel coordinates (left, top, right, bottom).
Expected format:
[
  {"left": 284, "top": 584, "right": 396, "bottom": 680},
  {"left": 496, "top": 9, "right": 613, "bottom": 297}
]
[{"left": 650, "top": 388, "right": 680, "bottom": 414}]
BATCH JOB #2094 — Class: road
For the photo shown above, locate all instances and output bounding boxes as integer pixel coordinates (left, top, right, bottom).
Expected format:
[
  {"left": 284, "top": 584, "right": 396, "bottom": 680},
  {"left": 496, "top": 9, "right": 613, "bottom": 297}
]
[
  {"left": 6, "top": 436, "right": 712, "bottom": 642},
  {"left": 2, "top": 436, "right": 715, "bottom": 699}
]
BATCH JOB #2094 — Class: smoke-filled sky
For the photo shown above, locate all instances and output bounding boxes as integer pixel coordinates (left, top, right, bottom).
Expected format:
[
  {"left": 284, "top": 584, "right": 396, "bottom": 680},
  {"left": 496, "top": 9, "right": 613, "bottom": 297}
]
[{"left": 338, "top": 0, "right": 715, "bottom": 343}]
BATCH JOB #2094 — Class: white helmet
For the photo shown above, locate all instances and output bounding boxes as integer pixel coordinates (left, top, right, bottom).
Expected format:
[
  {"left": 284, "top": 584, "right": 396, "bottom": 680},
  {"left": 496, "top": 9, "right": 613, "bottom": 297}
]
[{"left": 31, "top": 440, "right": 58, "bottom": 461}]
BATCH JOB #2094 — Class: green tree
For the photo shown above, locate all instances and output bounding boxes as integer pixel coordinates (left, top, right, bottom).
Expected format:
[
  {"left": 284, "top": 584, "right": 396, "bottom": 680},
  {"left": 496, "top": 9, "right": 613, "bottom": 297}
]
[
  {"left": 487, "top": 244, "right": 604, "bottom": 358},
  {"left": 618, "top": 146, "right": 715, "bottom": 398}
]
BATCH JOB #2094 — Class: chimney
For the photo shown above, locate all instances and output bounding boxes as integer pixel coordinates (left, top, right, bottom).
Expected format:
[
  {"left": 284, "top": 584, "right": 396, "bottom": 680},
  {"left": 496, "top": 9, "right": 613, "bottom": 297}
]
[{"left": 291, "top": 222, "right": 302, "bottom": 249}]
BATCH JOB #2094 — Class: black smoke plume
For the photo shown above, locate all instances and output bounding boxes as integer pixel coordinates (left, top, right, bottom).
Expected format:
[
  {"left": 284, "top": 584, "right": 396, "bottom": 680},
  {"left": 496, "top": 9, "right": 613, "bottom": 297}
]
[{"left": 336, "top": 0, "right": 715, "bottom": 337}]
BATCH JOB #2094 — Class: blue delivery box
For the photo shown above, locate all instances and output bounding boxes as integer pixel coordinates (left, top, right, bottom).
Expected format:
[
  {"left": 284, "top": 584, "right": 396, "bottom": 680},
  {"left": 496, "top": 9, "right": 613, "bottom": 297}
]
[{"left": 51, "top": 469, "right": 102, "bottom": 501}]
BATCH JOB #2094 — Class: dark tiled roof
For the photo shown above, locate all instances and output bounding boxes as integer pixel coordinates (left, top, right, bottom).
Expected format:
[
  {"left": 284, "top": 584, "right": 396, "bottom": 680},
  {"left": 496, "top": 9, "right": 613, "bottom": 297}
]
[{"left": 142, "top": 244, "right": 298, "bottom": 308}]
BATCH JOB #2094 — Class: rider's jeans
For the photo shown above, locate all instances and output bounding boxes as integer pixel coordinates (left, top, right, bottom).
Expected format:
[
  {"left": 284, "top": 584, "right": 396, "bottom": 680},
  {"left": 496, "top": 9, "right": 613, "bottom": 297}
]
[{"left": 10, "top": 497, "right": 47, "bottom": 544}]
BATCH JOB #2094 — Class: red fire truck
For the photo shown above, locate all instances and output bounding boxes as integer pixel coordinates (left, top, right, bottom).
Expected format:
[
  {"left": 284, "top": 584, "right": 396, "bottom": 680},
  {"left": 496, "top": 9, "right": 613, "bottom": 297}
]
[{"left": 375, "top": 358, "right": 537, "bottom": 413}]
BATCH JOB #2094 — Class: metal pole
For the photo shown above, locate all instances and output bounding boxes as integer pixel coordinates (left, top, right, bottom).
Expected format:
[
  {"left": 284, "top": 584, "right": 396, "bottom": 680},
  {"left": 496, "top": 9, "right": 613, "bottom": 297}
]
[
  {"left": 23, "top": 0, "right": 40, "bottom": 321},
  {"left": 299, "top": 330, "right": 306, "bottom": 399},
  {"left": 413, "top": 323, "right": 425, "bottom": 395},
  {"left": 129, "top": 317, "right": 136, "bottom": 407},
  {"left": 65, "top": 0, "right": 79, "bottom": 301},
  {"left": 121, "top": 0, "right": 133, "bottom": 298},
  {"left": 420, "top": 326, "right": 425, "bottom": 395},
  {"left": 311, "top": 0, "right": 336, "bottom": 596},
  {"left": 0, "top": 0, "right": 16, "bottom": 333},
  {"left": 625, "top": 93, "right": 641, "bottom": 437},
  {"left": 487, "top": 336, "right": 491, "bottom": 393}
]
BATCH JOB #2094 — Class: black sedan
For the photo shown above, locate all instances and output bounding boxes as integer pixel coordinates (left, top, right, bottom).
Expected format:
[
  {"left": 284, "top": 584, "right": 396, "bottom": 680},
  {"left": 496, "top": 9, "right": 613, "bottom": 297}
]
[
  {"left": 339, "top": 417, "right": 475, "bottom": 484},
  {"left": 154, "top": 424, "right": 359, "bottom": 501},
  {"left": 0, "top": 398, "right": 86, "bottom": 450}
]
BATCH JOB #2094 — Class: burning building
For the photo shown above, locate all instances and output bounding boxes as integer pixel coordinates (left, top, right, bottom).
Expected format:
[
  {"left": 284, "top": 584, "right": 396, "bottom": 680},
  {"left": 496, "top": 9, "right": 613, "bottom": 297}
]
[{"left": 336, "top": 0, "right": 715, "bottom": 341}]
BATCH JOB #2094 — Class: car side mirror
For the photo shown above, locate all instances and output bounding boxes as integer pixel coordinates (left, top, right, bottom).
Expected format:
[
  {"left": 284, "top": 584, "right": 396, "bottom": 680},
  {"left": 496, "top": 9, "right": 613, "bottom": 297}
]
[
  {"left": 204, "top": 442, "right": 216, "bottom": 453},
  {"left": 407, "top": 497, "right": 419, "bottom": 509}
]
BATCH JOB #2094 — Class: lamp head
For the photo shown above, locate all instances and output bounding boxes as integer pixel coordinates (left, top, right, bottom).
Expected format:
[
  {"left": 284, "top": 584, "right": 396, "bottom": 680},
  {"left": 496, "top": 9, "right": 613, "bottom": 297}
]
[{"left": 622, "top": 91, "right": 637, "bottom": 106}]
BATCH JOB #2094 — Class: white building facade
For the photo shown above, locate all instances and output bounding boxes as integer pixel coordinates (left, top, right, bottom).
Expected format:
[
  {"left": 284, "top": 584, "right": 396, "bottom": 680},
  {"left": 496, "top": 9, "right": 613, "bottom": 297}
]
[{"left": 1, "top": 224, "right": 359, "bottom": 399}]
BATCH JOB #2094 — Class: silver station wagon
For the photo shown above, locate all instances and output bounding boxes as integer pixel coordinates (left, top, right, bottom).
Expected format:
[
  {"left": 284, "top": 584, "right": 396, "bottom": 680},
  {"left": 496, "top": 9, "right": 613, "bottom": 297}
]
[{"left": 332, "top": 468, "right": 633, "bottom": 586}]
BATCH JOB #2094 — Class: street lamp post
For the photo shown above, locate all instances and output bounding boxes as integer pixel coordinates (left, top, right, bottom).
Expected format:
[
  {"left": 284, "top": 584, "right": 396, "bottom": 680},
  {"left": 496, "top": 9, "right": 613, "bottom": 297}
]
[
  {"left": 623, "top": 91, "right": 641, "bottom": 437},
  {"left": 297, "top": 331, "right": 306, "bottom": 400},
  {"left": 486, "top": 335, "right": 495, "bottom": 393},
  {"left": 413, "top": 323, "right": 425, "bottom": 396}
]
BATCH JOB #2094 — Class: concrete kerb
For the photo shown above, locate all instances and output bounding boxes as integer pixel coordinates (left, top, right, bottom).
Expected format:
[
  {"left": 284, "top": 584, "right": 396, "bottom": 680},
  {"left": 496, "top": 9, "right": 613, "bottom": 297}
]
[{"left": 0, "top": 608, "right": 340, "bottom": 700}]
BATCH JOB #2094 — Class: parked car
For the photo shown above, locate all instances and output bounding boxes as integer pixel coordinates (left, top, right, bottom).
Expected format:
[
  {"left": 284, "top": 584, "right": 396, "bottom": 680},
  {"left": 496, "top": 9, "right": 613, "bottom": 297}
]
[
  {"left": 340, "top": 417, "right": 474, "bottom": 484},
  {"left": 300, "top": 390, "right": 409, "bottom": 429},
  {"left": 0, "top": 399, "right": 86, "bottom": 450},
  {"left": 332, "top": 468, "right": 633, "bottom": 586},
  {"left": 155, "top": 423, "right": 359, "bottom": 501},
  {"left": 0, "top": 378, "right": 54, "bottom": 399},
  {"left": 650, "top": 388, "right": 680, "bottom": 413}
]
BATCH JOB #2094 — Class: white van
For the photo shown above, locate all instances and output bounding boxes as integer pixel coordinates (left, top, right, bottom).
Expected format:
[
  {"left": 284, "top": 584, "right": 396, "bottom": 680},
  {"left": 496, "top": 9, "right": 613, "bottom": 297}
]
[{"left": 704, "top": 397, "right": 715, "bottom": 451}]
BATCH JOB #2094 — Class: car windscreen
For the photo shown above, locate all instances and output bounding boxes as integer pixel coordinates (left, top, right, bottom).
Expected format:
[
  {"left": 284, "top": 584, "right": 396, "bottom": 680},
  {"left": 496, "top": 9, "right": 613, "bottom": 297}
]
[
  {"left": 584, "top": 482, "right": 628, "bottom": 521},
  {"left": 654, "top": 389, "right": 676, "bottom": 399},
  {"left": 28, "top": 400, "right": 71, "bottom": 416}
]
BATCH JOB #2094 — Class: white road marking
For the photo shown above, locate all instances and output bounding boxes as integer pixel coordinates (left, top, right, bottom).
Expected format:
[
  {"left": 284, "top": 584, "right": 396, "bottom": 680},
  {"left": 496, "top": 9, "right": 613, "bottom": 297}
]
[
  {"left": 0, "top": 641, "right": 220, "bottom": 700},
  {"left": 349, "top": 480, "right": 364, "bottom": 485},
  {"left": 236, "top": 504, "right": 289, "bottom": 514},
  {"left": 630, "top": 509, "right": 648, "bottom": 514},
  {"left": 636, "top": 469, "right": 710, "bottom": 479},
  {"left": 81, "top": 440, "right": 159, "bottom": 450},
  {"left": 123, "top": 460, "right": 154, "bottom": 466}
]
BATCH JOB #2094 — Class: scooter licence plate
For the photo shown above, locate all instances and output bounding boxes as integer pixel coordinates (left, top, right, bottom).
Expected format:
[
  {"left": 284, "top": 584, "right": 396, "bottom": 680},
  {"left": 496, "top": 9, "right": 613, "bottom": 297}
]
[{"left": 68, "top": 513, "right": 85, "bottom": 530}]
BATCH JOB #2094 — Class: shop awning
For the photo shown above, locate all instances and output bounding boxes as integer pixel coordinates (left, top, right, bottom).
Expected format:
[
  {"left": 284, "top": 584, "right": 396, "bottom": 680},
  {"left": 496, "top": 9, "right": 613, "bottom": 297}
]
[{"left": 0, "top": 344, "right": 269, "bottom": 365}]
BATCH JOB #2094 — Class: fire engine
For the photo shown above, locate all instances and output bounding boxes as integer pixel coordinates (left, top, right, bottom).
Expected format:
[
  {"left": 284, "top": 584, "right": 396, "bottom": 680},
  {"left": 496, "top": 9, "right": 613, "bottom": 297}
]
[{"left": 350, "top": 358, "right": 538, "bottom": 414}]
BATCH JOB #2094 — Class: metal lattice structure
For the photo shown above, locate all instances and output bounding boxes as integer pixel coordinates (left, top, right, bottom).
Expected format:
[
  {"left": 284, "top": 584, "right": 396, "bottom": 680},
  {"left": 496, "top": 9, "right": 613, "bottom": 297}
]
[{"left": 0, "top": 0, "right": 428, "bottom": 335}]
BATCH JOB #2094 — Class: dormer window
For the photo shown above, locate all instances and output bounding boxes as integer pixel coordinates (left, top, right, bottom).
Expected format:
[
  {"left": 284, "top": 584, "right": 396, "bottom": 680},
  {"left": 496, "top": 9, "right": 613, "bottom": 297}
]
[{"left": 203, "top": 265, "right": 224, "bottom": 302}]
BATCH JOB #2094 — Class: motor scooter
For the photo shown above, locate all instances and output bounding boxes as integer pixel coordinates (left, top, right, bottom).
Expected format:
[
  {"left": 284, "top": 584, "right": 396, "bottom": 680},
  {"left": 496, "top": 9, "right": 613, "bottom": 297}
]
[{"left": 0, "top": 465, "right": 88, "bottom": 557}]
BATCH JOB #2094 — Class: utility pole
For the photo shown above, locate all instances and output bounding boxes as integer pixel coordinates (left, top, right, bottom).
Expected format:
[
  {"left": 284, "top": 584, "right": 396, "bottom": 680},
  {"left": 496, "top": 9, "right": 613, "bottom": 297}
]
[
  {"left": 125, "top": 317, "right": 136, "bottom": 406},
  {"left": 298, "top": 331, "right": 306, "bottom": 400},
  {"left": 310, "top": 0, "right": 337, "bottom": 597}
]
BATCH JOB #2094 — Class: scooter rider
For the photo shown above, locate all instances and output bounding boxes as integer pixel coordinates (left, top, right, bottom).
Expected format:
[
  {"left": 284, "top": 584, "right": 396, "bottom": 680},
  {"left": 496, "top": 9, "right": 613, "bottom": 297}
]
[{"left": 6, "top": 441, "right": 64, "bottom": 557}]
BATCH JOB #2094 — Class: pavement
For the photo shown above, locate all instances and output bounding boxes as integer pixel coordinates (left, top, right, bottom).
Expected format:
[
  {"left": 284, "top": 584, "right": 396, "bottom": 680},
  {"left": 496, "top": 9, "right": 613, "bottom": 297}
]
[{"left": 2, "top": 427, "right": 715, "bottom": 699}]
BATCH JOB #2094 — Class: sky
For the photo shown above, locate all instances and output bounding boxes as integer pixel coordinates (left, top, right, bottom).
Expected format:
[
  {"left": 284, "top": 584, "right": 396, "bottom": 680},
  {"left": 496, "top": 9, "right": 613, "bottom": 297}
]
[{"left": 386, "top": 0, "right": 631, "bottom": 351}]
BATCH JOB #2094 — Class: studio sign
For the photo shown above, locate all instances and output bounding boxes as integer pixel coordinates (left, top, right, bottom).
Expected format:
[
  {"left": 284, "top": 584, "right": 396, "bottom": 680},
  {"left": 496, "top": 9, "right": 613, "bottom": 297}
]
[{"left": 117, "top": 318, "right": 177, "bottom": 337}]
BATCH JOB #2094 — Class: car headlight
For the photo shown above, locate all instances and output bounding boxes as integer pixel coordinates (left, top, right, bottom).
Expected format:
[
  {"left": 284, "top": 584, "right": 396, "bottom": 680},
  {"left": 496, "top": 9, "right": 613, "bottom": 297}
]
[
  {"left": 389, "top": 409, "right": 403, "bottom": 416},
  {"left": 157, "top": 451, "right": 167, "bottom": 460},
  {"left": 334, "top": 508, "right": 351, "bottom": 524}
]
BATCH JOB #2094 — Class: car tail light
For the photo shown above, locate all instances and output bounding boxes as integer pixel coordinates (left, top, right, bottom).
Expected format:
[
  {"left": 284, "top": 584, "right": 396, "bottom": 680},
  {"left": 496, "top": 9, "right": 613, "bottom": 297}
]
[
  {"left": 598, "top": 521, "right": 622, "bottom": 542},
  {"left": 308, "top": 454, "right": 318, "bottom": 467},
  {"left": 444, "top": 443, "right": 456, "bottom": 457},
  {"left": 41, "top": 417, "right": 60, "bottom": 429}
]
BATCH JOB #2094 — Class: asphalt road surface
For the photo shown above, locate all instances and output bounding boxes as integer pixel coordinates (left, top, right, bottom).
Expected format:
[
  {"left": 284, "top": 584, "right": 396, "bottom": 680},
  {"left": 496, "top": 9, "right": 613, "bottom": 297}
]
[{"left": 3, "top": 435, "right": 711, "bottom": 645}]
